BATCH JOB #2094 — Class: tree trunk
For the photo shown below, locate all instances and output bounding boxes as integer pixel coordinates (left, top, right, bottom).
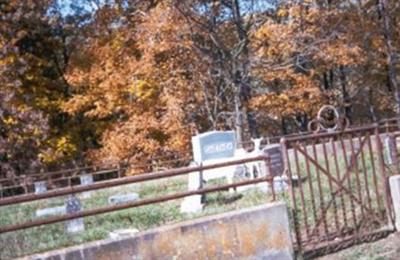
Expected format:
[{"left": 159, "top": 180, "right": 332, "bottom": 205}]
[
  {"left": 234, "top": 86, "right": 243, "bottom": 147},
  {"left": 339, "top": 65, "right": 352, "bottom": 124},
  {"left": 380, "top": 0, "right": 400, "bottom": 117}
]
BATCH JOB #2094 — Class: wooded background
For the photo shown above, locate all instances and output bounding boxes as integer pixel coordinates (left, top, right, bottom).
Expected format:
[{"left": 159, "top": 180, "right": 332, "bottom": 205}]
[{"left": 1, "top": 0, "right": 399, "bottom": 177}]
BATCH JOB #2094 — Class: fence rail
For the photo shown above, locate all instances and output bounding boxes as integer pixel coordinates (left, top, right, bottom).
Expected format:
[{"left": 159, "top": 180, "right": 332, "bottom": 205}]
[{"left": 0, "top": 155, "right": 273, "bottom": 234}]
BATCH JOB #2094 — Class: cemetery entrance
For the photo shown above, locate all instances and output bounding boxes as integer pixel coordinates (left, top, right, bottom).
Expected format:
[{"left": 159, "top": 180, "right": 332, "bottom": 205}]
[{"left": 281, "top": 125, "right": 396, "bottom": 258}]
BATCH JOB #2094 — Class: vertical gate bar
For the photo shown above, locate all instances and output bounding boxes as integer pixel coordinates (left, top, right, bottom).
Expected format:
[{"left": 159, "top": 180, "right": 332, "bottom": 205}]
[
  {"left": 339, "top": 135, "right": 357, "bottom": 228},
  {"left": 374, "top": 126, "right": 395, "bottom": 226},
  {"left": 322, "top": 137, "right": 340, "bottom": 232},
  {"left": 366, "top": 132, "right": 383, "bottom": 214},
  {"left": 390, "top": 134, "right": 400, "bottom": 175},
  {"left": 302, "top": 142, "right": 319, "bottom": 238},
  {"left": 331, "top": 136, "right": 348, "bottom": 231},
  {"left": 293, "top": 142, "right": 311, "bottom": 240},
  {"left": 349, "top": 132, "right": 365, "bottom": 219},
  {"left": 281, "top": 138, "right": 303, "bottom": 255},
  {"left": 312, "top": 140, "right": 329, "bottom": 236},
  {"left": 357, "top": 132, "right": 372, "bottom": 211},
  {"left": 266, "top": 157, "right": 276, "bottom": 201}
]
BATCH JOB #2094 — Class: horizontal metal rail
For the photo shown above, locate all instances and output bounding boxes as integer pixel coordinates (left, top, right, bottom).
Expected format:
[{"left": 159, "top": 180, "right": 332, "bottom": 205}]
[
  {"left": 0, "top": 155, "right": 269, "bottom": 207},
  {"left": 283, "top": 124, "right": 379, "bottom": 142},
  {"left": 0, "top": 175, "right": 272, "bottom": 234},
  {"left": 0, "top": 155, "right": 192, "bottom": 185}
]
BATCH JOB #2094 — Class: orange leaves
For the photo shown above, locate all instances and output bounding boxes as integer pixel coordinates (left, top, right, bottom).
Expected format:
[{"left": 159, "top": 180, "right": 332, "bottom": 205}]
[{"left": 250, "top": 75, "right": 324, "bottom": 118}]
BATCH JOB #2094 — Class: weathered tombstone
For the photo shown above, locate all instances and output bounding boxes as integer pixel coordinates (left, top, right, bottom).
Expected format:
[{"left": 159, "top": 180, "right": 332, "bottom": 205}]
[
  {"left": 192, "top": 130, "right": 236, "bottom": 180},
  {"left": 385, "top": 135, "right": 397, "bottom": 165},
  {"left": 109, "top": 228, "right": 139, "bottom": 239},
  {"left": 65, "top": 195, "right": 85, "bottom": 233},
  {"left": 34, "top": 181, "right": 47, "bottom": 194},
  {"left": 36, "top": 206, "right": 66, "bottom": 218},
  {"left": 262, "top": 144, "right": 284, "bottom": 177},
  {"left": 181, "top": 131, "right": 236, "bottom": 213},
  {"left": 79, "top": 174, "right": 94, "bottom": 199},
  {"left": 108, "top": 193, "right": 140, "bottom": 205}
]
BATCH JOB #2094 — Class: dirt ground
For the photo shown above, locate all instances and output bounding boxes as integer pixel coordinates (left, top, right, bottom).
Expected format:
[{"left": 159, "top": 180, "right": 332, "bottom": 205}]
[{"left": 318, "top": 232, "right": 400, "bottom": 260}]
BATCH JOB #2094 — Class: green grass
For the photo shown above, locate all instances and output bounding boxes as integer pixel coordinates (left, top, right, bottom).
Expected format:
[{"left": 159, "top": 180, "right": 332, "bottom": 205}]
[{"left": 0, "top": 176, "right": 276, "bottom": 259}]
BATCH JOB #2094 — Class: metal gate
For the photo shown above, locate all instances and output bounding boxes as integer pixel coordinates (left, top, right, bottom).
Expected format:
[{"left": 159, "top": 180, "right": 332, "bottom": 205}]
[{"left": 281, "top": 125, "right": 396, "bottom": 258}]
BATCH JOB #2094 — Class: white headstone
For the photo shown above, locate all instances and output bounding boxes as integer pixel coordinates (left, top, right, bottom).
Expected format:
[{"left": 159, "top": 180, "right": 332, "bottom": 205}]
[
  {"left": 181, "top": 132, "right": 237, "bottom": 213},
  {"left": 36, "top": 206, "right": 66, "bottom": 218},
  {"left": 79, "top": 174, "right": 94, "bottom": 199},
  {"left": 34, "top": 181, "right": 47, "bottom": 194},
  {"left": 109, "top": 228, "right": 139, "bottom": 239},
  {"left": 108, "top": 193, "right": 140, "bottom": 205}
]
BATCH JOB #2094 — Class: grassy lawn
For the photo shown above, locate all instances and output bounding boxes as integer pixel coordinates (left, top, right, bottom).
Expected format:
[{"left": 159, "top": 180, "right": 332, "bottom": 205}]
[{"left": 0, "top": 176, "right": 284, "bottom": 259}]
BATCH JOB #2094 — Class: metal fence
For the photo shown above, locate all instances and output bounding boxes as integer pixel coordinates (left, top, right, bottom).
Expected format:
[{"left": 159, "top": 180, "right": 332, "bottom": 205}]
[
  {"left": 0, "top": 155, "right": 273, "bottom": 235},
  {"left": 2, "top": 118, "right": 400, "bottom": 258},
  {"left": 281, "top": 123, "right": 399, "bottom": 258},
  {"left": 0, "top": 154, "right": 193, "bottom": 198}
]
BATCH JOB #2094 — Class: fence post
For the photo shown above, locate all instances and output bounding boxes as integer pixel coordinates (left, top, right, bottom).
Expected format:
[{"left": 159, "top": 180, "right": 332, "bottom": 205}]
[
  {"left": 375, "top": 125, "right": 395, "bottom": 227},
  {"left": 281, "top": 137, "right": 303, "bottom": 258}
]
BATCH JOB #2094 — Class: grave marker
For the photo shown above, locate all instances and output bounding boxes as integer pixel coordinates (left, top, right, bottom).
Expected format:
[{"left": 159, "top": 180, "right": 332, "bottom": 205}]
[
  {"left": 181, "top": 131, "right": 236, "bottom": 213},
  {"left": 385, "top": 135, "right": 397, "bottom": 165},
  {"left": 108, "top": 193, "right": 140, "bottom": 205},
  {"left": 79, "top": 174, "right": 94, "bottom": 199},
  {"left": 36, "top": 206, "right": 66, "bottom": 218},
  {"left": 34, "top": 181, "right": 47, "bottom": 194},
  {"left": 65, "top": 195, "right": 85, "bottom": 233}
]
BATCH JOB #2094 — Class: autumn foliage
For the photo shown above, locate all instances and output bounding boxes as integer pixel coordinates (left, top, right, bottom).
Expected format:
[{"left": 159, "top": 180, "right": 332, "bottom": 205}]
[{"left": 1, "top": 0, "right": 399, "bottom": 177}]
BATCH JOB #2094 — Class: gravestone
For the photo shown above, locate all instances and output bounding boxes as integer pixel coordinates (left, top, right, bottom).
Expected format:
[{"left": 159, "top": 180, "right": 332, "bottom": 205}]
[
  {"left": 109, "top": 228, "right": 139, "bottom": 239},
  {"left": 34, "top": 181, "right": 47, "bottom": 194},
  {"left": 262, "top": 144, "right": 284, "bottom": 177},
  {"left": 79, "top": 174, "right": 94, "bottom": 199},
  {"left": 108, "top": 193, "right": 140, "bottom": 205},
  {"left": 181, "top": 131, "right": 236, "bottom": 213},
  {"left": 36, "top": 206, "right": 66, "bottom": 218},
  {"left": 385, "top": 135, "right": 397, "bottom": 165},
  {"left": 65, "top": 195, "right": 85, "bottom": 233}
]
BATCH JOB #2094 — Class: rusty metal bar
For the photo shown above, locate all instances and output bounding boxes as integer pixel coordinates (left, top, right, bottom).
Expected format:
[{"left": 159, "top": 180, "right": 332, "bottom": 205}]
[
  {"left": 281, "top": 137, "right": 303, "bottom": 254},
  {"left": 331, "top": 136, "right": 348, "bottom": 230},
  {"left": 285, "top": 125, "right": 377, "bottom": 142},
  {"left": 349, "top": 133, "right": 364, "bottom": 220},
  {"left": 321, "top": 138, "right": 340, "bottom": 231},
  {"left": 366, "top": 132, "right": 383, "bottom": 214},
  {"left": 312, "top": 140, "right": 329, "bottom": 236},
  {"left": 374, "top": 127, "right": 395, "bottom": 226},
  {"left": 357, "top": 132, "right": 372, "bottom": 211},
  {"left": 293, "top": 142, "right": 311, "bottom": 240},
  {"left": 0, "top": 156, "right": 268, "bottom": 207},
  {"left": 0, "top": 175, "right": 272, "bottom": 234},
  {"left": 302, "top": 142, "right": 319, "bottom": 237},
  {"left": 390, "top": 134, "right": 400, "bottom": 175}
]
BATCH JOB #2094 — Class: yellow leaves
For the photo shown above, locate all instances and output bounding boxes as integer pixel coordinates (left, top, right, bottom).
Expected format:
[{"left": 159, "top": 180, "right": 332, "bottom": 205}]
[
  {"left": 38, "top": 136, "right": 77, "bottom": 164},
  {"left": 129, "top": 80, "right": 159, "bottom": 101},
  {"left": 277, "top": 8, "right": 288, "bottom": 18},
  {"left": 2, "top": 116, "right": 18, "bottom": 125}
]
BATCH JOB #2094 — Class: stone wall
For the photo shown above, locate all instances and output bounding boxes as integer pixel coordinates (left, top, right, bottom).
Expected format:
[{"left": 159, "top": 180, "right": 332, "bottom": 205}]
[{"left": 25, "top": 202, "right": 293, "bottom": 260}]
